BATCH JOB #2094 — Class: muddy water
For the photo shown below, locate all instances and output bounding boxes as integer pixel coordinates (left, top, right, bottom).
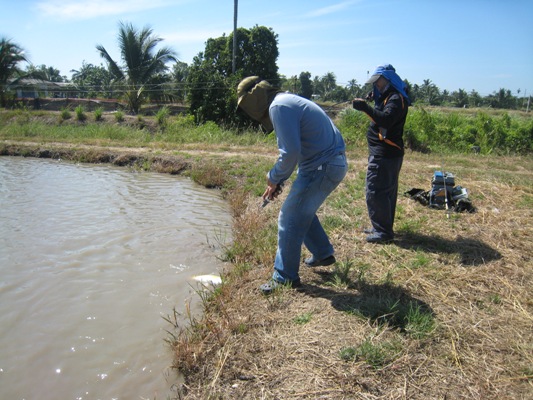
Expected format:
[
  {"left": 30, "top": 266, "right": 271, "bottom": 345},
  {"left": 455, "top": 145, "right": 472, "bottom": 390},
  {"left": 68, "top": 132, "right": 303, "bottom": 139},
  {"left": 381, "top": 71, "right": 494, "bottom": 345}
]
[{"left": 0, "top": 156, "right": 232, "bottom": 400}]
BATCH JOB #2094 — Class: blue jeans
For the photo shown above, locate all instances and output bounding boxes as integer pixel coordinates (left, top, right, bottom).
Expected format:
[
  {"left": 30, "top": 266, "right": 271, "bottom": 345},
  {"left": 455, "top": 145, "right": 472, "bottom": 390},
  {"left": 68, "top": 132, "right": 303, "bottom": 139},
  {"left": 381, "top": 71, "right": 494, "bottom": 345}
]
[
  {"left": 272, "top": 153, "right": 348, "bottom": 283},
  {"left": 366, "top": 155, "right": 403, "bottom": 239}
]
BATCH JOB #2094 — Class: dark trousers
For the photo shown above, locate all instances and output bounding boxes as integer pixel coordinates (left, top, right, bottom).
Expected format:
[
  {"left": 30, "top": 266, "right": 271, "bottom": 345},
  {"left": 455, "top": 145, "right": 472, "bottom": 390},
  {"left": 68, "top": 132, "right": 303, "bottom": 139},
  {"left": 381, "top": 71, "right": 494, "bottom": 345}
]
[{"left": 366, "top": 155, "right": 403, "bottom": 238}]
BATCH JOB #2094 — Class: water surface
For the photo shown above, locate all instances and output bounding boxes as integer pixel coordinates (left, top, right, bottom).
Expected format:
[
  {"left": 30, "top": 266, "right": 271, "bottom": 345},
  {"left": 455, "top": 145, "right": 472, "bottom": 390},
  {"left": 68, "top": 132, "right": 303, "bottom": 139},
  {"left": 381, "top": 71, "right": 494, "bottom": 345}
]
[{"left": 0, "top": 156, "right": 232, "bottom": 399}]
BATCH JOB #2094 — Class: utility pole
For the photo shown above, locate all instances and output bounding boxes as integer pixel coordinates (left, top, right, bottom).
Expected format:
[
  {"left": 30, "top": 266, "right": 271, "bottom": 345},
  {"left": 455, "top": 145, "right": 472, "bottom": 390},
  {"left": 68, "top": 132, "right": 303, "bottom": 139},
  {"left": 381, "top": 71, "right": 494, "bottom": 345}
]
[{"left": 232, "top": 0, "right": 238, "bottom": 74}]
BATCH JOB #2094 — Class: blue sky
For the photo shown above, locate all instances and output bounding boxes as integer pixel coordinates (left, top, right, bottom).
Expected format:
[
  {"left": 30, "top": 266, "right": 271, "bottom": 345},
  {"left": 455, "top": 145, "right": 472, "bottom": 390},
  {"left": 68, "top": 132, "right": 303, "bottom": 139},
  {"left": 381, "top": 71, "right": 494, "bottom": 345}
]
[{"left": 1, "top": 0, "right": 532, "bottom": 96}]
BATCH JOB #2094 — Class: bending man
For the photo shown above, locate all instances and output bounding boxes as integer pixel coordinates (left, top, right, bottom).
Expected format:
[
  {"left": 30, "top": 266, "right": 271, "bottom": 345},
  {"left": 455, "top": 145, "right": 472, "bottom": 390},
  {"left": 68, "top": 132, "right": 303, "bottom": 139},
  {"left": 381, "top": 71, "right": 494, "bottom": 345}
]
[{"left": 237, "top": 76, "right": 348, "bottom": 294}]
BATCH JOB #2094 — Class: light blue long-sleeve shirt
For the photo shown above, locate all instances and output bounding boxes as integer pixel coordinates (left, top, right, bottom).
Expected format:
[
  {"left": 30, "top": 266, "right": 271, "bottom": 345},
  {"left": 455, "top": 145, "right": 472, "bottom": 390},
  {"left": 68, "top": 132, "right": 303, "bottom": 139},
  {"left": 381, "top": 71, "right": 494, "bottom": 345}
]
[{"left": 267, "top": 93, "right": 346, "bottom": 184}]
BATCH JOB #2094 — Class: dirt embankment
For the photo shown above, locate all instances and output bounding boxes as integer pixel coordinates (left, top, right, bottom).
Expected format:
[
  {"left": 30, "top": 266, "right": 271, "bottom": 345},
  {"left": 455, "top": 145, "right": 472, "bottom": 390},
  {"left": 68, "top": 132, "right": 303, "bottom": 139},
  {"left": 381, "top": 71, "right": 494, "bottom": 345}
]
[{"left": 0, "top": 141, "right": 191, "bottom": 174}]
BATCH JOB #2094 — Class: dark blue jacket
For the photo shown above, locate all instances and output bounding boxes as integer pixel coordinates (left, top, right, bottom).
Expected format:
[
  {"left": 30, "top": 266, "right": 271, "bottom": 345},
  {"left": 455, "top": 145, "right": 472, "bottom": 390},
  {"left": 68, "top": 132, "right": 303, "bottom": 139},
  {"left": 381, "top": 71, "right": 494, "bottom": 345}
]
[{"left": 362, "top": 88, "right": 408, "bottom": 158}]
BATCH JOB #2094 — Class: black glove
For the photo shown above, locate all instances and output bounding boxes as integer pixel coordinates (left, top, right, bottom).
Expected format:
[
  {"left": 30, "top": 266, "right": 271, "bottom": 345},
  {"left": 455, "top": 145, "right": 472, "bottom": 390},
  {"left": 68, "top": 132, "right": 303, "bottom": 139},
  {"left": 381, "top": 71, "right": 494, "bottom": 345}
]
[{"left": 352, "top": 99, "right": 368, "bottom": 111}]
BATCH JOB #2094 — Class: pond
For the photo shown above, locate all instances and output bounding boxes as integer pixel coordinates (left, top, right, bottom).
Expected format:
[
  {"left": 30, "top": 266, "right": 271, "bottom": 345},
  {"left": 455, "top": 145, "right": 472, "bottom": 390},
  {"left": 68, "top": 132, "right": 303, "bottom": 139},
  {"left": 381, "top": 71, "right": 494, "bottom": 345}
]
[{"left": 0, "top": 156, "right": 232, "bottom": 399}]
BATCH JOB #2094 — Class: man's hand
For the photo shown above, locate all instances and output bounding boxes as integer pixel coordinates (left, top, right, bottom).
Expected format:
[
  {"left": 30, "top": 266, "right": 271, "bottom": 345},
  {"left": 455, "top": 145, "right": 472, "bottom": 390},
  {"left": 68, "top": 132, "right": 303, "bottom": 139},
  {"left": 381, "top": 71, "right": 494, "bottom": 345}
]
[
  {"left": 262, "top": 179, "right": 283, "bottom": 202},
  {"left": 352, "top": 98, "right": 368, "bottom": 111}
]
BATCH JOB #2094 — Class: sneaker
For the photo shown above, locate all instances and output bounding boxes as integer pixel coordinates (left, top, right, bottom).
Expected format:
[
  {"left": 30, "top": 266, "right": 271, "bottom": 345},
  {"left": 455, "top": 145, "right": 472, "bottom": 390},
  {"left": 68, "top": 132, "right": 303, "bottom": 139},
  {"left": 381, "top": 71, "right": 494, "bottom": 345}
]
[
  {"left": 304, "top": 255, "right": 336, "bottom": 267},
  {"left": 366, "top": 233, "right": 393, "bottom": 244},
  {"left": 363, "top": 227, "right": 375, "bottom": 234},
  {"left": 259, "top": 279, "right": 301, "bottom": 295}
]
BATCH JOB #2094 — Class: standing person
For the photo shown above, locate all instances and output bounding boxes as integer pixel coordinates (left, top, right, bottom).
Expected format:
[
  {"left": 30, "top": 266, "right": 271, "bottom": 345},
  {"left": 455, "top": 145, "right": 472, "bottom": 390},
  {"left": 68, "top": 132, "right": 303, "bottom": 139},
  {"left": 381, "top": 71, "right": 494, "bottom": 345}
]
[
  {"left": 237, "top": 76, "right": 348, "bottom": 294},
  {"left": 352, "top": 64, "right": 410, "bottom": 243}
]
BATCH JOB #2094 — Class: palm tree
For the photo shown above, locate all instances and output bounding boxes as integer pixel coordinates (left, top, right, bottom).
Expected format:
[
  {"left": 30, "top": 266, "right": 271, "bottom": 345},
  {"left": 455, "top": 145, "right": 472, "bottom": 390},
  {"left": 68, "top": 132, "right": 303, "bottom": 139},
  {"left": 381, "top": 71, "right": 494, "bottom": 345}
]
[
  {"left": 25, "top": 64, "right": 65, "bottom": 82},
  {"left": 71, "top": 61, "right": 114, "bottom": 99},
  {"left": 320, "top": 72, "right": 337, "bottom": 100},
  {"left": 421, "top": 79, "right": 440, "bottom": 105},
  {"left": 346, "top": 79, "right": 360, "bottom": 98},
  {"left": 0, "top": 37, "right": 28, "bottom": 107},
  {"left": 96, "top": 22, "right": 177, "bottom": 114}
]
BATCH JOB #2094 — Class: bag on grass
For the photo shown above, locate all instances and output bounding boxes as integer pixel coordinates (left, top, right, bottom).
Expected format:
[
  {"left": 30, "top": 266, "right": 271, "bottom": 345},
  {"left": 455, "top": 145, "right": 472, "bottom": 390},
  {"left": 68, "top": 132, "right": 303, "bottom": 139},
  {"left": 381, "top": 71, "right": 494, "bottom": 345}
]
[{"left": 405, "top": 171, "right": 476, "bottom": 213}]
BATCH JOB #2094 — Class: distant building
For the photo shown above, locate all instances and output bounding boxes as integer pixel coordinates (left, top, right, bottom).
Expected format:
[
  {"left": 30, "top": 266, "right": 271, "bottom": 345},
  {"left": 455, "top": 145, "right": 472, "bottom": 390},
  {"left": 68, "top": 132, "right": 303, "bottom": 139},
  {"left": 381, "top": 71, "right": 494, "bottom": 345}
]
[{"left": 7, "top": 78, "right": 75, "bottom": 99}]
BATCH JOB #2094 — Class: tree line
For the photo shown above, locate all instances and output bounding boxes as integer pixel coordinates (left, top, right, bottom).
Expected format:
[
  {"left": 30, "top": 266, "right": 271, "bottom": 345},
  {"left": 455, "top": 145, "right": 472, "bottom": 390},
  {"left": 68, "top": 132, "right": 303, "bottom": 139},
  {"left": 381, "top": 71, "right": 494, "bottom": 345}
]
[{"left": 1, "top": 24, "right": 530, "bottom": 124}]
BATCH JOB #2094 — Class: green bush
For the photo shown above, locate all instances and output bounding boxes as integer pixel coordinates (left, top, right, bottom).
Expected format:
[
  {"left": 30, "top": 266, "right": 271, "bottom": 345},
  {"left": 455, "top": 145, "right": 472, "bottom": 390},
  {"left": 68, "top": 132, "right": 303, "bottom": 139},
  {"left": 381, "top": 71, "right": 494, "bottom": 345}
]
[
  {"left": 155, "top": 106, "right": 170, "bottom": 127},
  {"left": 335, "top": 108, "right": 368, "bottom": 146},
  {"left": 339, "top": 106, "right": 532, "bottom": 155},
  {"left": 59, "top": 108, "right": 71, "bottom": 121},
  {"left": 75, "top": 105, "right": 86, "bottom": 122},
  {"left": 94, "top": 107, "right": 103, "bottom": 121},
  {"left": 114, "top": 111, "right": 124, "bottom": 122}
]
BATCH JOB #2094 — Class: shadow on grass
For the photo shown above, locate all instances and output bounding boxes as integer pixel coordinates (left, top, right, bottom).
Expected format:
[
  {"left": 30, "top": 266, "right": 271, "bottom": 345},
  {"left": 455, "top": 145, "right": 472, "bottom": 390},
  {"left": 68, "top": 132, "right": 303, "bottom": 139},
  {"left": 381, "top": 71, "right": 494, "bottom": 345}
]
[
  {"left": 302, "top": 278, "right": 435, "bottom": 334},
  {"left": 394, "top": 232, "right": 502, "bottom": 266}
]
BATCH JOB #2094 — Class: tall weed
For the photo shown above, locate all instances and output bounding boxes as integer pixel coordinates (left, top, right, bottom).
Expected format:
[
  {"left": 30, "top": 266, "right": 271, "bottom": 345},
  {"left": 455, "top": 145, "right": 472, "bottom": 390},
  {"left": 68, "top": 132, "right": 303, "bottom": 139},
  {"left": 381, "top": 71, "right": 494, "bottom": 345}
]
[
  {"left": 155, "top": 105, "right": 170, "bottom": 127},
  {"left": 336, "top": 108, "right": 367, "bottom": 146},
  {"left": 59, "top": 108, "right": 71, "bottom": 122},
  {"left": 75, "top": 105, "right": 86, "bottom": 122},
  {"left": 94, "top": 107, "right": 103, "bottom": 121},
  {"left": 340, "top": 106, "right": 532, "bottom": 155}
]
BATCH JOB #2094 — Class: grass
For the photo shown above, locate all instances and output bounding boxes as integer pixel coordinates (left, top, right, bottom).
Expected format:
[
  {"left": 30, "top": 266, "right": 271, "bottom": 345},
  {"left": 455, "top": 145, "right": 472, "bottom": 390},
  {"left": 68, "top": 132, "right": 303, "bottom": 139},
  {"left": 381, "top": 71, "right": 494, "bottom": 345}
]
[
  {"left": 60, "top": 108, "right": 71, "bottom": 121},
  {"left": 155, "top": 105, "right": 170, "bottom": 127},
  {"left": 114, "top": 110, "right": 124, "bottom": 122},
  {"left": 340, "top": 338, "right": 403, "bottom": 368},
  {"left": 293, "top": 312, "right": 313, "bottom": 325},
  {"left": 75, "top": 105, "right": 86, "bottom": 122},
  {"left": 1, "top": 108, "right": 532, "bottom": 399},
  {"left": 94, "top": 107, "right": 104, "bottom": 121}
]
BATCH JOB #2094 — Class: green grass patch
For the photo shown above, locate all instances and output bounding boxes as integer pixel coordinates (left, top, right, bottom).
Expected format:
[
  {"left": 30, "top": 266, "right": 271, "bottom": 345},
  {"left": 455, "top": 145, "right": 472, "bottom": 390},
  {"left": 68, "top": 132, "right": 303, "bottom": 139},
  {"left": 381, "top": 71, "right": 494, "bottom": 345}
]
[
  {"left": 294, "top": 312, "right": 313, "bottom": 325},
  {"left": 340, "top": 338, "right": 403, "bottom": 368}
]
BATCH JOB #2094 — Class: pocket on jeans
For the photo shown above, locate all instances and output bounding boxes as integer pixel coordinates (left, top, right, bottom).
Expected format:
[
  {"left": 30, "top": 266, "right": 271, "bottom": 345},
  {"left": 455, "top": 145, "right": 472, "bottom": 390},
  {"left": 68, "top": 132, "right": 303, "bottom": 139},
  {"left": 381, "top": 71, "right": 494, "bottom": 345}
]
[{"left": 321, "top": 163, "right": 347, "bottom": 192}]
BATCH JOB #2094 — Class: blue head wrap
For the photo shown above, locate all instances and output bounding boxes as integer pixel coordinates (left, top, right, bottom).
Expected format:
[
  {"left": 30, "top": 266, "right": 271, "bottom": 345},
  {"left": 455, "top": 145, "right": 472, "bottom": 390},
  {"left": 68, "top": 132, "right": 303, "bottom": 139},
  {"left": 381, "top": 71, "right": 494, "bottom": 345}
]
[{"left": 368, "top": 64, "right": 411, "bottom": 105}]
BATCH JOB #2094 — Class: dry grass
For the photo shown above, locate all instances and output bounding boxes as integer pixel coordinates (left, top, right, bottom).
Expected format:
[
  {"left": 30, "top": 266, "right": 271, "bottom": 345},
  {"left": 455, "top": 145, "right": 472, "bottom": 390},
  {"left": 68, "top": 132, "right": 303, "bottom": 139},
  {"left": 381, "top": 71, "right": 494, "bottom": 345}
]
[{"left": 169, "top": 150, "right": 533, "bottom": 400}]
